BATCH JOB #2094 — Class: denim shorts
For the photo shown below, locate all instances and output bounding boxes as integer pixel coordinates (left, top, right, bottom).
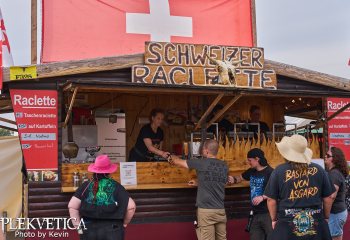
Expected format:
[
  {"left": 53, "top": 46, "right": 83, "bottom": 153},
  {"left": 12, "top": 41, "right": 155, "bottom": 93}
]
[{"left": 328, "top": 209, "right": 348, "bottom": 237}]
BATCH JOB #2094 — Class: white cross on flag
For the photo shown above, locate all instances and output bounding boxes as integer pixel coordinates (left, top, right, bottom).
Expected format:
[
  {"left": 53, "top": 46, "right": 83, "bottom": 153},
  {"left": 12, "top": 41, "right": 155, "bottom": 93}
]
[{"left": 41, "top": 0, "right": 254, "bottom": 63}]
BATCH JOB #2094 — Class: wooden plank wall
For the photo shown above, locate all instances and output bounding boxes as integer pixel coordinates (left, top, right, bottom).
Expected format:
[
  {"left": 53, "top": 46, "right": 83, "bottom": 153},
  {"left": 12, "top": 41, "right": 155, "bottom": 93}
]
[{"left": 28, "top": 181, "right": 250, "bottom": 221}]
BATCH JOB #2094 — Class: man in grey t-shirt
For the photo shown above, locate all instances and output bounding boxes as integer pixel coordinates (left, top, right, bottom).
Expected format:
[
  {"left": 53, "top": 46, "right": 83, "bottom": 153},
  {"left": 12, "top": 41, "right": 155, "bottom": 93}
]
[{"left": 169, "top": 139, "right": 228, "bottom": 240}]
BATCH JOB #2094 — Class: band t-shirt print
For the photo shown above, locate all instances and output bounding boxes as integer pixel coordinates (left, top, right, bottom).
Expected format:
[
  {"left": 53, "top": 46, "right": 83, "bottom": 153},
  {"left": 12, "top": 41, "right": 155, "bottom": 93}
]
[
  {"left": 264, "top": 163, "right": 334, "bottom": 237},
  {"left": 242, "top": 166, "right": 273, "bottom": 213}
]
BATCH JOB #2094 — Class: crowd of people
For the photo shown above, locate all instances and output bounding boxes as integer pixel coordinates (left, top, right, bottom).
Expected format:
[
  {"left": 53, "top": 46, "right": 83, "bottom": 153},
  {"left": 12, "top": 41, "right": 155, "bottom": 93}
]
[
  {"left": 168, "top": 135, "right": 349, "bottom": 240},
  {"left": 68, "top": 106, "right": 349, "bottom": 240}
]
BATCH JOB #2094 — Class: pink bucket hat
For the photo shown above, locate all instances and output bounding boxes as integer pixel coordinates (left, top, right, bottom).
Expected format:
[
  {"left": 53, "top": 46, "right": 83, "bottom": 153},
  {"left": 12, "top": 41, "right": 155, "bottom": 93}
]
[{"left": 88, "top": 155, "right": 118, "bottom": 173}]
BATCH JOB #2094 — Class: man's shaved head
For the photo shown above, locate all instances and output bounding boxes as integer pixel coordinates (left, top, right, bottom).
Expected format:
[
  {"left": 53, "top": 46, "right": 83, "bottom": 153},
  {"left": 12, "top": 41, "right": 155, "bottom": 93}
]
[{"left": 203, "top": 139, "right": 219, "bottom": 156}]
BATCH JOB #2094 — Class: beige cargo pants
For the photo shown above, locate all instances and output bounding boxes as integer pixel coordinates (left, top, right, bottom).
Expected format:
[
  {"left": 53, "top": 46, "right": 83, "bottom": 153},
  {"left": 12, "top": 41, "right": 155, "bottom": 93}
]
[{"left": 196, "top": 208, "right": 227, "bottom": 240}]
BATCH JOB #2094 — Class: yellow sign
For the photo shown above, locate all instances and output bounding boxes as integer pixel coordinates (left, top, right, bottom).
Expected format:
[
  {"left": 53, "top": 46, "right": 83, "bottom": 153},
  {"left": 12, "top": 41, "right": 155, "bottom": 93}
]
[{"left": 10, "top": 66, "right": 38, "bottom": 81}]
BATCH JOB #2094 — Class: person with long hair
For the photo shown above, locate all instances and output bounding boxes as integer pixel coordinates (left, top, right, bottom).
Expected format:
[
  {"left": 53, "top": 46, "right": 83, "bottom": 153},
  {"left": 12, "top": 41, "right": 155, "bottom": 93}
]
[
  {"left": 129, "top": 108, "right": 170, "bottom": 162},
  {"left": 325, "top": 147, "right": 349, "bottom": 240},
  {"left": 68, "top": 155, "right": 136, "bottom": 240},
  {"left": 264, "top": 134, "right": 335, "bottom": 240},
  {"left": 229, "top": 148, "right": 274, "bottom": 240}
]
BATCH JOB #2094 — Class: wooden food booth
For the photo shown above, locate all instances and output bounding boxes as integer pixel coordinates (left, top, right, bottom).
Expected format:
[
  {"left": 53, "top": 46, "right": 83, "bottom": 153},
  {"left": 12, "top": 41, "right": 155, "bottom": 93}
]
[{"left": 1, "top": 41, "right": 350, "bottom": 233}]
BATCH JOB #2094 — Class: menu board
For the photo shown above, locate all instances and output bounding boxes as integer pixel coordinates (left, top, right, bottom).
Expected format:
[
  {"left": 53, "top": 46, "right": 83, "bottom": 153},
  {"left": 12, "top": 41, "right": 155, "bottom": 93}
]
[
  {"left": 327, "top": 97, "right": 350, "bottom": 160},
  {"left": 10, "top": 89, "right": 58, "bottom": 181}
]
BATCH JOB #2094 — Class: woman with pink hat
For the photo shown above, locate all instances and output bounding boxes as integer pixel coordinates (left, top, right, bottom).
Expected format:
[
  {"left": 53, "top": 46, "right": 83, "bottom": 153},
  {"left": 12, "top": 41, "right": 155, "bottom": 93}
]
[
  {"left": 264, "top": 134, "right": 335, "bottom": 240},
  {"left": 68, "top": 155, "right": 136, "bottom": 240}
]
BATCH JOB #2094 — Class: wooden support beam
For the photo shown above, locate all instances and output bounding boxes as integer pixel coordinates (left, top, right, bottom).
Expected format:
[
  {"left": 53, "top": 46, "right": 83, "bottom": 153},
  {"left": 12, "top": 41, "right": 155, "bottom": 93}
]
[
  {"left": 265, "top": 59, "right": 350, "bottom": 91},
  {"left": 312, "top": 102, "right": 350, "bottom": 130},
  {"left": 0, "top": 125, "right": 17, "bottom": 132},
  {"left": 0, "top": 117, "right": 16, "bottom": 125},
  {"left": 31, "top": 0, "right": 37, "bottom": 64},
  {"left": 63, "top": 87, "right": 79, "bottom": 128},
  {"left": 251, "top": 0, "right": 257, "bottom": 47},
  {"left": 326, "top": 102, "right": 350, "bottom": 123},
  {"left": 206, "top": 94, "right": 242, "bottom": 129},
  {"left": 194, "top": 93, "right": 225, "bottom": 131}
]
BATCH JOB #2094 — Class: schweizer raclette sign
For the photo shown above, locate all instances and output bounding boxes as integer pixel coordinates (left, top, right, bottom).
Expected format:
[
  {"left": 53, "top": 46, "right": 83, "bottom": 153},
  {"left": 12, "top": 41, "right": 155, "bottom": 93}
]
[{"left": 10, "top": 89, "right": 58, "bottom": 181}]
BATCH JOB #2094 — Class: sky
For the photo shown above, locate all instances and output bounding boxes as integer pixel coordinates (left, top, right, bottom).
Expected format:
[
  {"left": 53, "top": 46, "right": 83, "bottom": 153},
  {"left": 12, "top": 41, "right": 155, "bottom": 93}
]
[
  {"left": 1, "top": 0, "right": 349, "bottom": 78},
  {"left": 255, "top": 0, "right": 350, "bottom": 79}
]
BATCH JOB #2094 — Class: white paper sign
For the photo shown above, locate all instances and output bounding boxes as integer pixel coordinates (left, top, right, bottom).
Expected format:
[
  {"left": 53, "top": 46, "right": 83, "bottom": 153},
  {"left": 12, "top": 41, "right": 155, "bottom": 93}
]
[
  {"left": 95, "top": 114, "right": 126, "bottom": 162},
  {"left": 120, "top": 162, "right": 137, "bottom": 186},
  {"left": 311, "top": 159, "right": 325, "bottom": 169}
]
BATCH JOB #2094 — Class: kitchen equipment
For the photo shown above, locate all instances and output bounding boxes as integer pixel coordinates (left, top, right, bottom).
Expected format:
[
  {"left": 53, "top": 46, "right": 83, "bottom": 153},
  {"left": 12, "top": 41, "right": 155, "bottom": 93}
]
[
  {"left": 73, "top": 172, "right": 80, "bottom": 188},
  {"left": 62, "top": 114, "right": 79, "bottom": 162},
  {"left": 81, "top": 172, "right": 89, "bottom": 184}
]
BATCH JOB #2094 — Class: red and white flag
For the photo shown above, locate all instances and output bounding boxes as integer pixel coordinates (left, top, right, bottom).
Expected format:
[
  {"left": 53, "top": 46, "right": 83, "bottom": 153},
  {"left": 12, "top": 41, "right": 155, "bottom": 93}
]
[
  {"left": 41, "top": 0, "right": 254, "bottom": 63},
  {"left": 0, "top": 7, "right": 14, "bottom": 90},
  {"left": 0, "top": 8, "right": 13, "bottom": 67}
]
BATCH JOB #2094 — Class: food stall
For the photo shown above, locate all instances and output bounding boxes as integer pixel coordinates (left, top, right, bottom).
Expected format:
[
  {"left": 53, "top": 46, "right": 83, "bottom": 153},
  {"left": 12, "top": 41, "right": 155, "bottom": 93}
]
[{"left": 1, "top": 41, "right": 349, "bottom": 237}]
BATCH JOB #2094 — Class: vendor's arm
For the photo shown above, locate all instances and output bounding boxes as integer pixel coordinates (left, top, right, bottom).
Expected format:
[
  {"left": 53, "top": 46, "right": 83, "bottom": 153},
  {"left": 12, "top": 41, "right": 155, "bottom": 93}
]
[
  {"left": 144, "top": 138, "right": 170, "bottom": 158},
  {"left": 68, "top": 196, "right": 82, "bottom": 228},
  {"left": 123, "top": 197, "right": 136, "bottom": 228},
  {"left": 169, "top": 155, "right": 189, "bottom": 169}
]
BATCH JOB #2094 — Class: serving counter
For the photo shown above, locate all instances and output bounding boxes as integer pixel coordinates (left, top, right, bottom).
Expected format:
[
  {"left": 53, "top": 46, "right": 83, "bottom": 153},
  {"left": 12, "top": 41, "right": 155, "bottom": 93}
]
[{"left": 61, "top": 162, "right": 249, "bottom": 193}]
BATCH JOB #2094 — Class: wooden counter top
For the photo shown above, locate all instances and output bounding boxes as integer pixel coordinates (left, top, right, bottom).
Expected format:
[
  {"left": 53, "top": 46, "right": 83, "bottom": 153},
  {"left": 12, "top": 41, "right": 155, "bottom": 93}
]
[
  {"left": 61, "top": 162, "right": 250, "bottom": 192},
  {"left": 61, "top": 181, "right": 249, "bottom": 192}
]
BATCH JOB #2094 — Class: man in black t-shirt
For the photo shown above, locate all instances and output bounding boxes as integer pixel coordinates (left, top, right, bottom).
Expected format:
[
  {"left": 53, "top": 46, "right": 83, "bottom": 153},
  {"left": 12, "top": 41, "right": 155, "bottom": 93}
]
[
  {"left": 230, "top": 148, "right": 273, "bottom": 240},
  {"left": 263, "top": 135, "right": 335, "bottom": 240},
  {"left": 241, "top": 105, "right": 270, "bottom": 136},
  {"left": 169, "top": 139, "right": 229, "bottom": 240}
]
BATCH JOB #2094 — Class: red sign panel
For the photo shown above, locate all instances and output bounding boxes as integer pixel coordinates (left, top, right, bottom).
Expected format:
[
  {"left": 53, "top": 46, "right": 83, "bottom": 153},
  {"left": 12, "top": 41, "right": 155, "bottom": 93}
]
[
  {"left": 0, "top": 37, "right": 2, "bottom": 90},
  {"left": 42, "top": 0, "right": 253, "bottom": 63},
  {"left": 10, "top": 90, "right": 58, "bottom": 181},
  {"left": 327, "top": 97, "right": 350, "bottom": 160}
]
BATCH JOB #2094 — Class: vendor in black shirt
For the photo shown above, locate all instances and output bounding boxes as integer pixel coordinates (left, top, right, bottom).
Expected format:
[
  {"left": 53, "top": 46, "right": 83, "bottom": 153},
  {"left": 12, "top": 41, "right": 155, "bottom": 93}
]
[
  {"left": 241, "top": 105, "right": 270, "bottom": 136},
  {"left": 229, "top": 148, "right": 274, "bottom": 240},
  {"left": 129, "top": 108, "right": 170, "bottom": 162}
]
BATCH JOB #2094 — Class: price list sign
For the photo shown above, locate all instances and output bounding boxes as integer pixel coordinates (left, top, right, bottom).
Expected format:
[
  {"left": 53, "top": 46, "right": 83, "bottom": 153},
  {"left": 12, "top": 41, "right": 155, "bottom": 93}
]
[
  {"left": 327, "top": 97, "right": 350, "bottom": 161},
  {"left": 10, "top": 89, "right": 58, "bottom": 181}
]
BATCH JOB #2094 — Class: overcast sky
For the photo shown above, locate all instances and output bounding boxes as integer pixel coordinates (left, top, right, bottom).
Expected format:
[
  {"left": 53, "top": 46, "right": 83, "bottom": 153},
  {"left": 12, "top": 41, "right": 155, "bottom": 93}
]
[{"left": 1, "top": 0, "right": 349, "bottom": 78}]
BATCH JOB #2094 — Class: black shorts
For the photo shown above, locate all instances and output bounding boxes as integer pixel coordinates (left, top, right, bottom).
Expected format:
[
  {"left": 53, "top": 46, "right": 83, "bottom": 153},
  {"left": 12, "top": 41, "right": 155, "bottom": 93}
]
[
  {"left": 80, "top": 220, "right": 124, "bottom": 240},
  {"left": 268, "top": 218, "right": 331, "bottom": 240}
]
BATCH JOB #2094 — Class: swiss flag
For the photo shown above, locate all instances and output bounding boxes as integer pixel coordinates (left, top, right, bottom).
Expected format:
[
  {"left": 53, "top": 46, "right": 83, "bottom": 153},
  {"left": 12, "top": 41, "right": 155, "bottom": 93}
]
[
  {"left": 42, "top": 0, "right": 253, "bottom": 63},
  {"left": 0, "top": 8, "right": 13, "bottom": 67},
  {"left": 1, "top": 8, "right": 14, "bottom": 90}
]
